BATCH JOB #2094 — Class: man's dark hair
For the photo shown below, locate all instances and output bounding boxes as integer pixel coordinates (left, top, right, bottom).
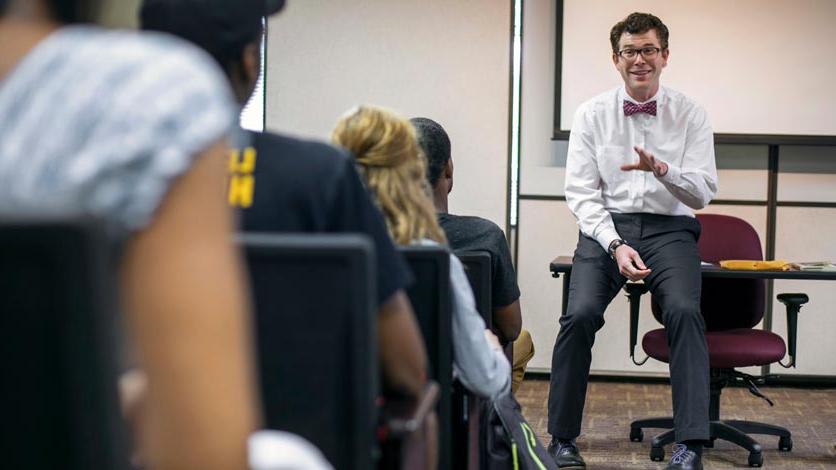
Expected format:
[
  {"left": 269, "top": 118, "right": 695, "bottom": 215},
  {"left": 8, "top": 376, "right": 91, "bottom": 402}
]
[
  {"left": 609, "top": 12, "right": 669, "bottom": 53},
  {"left": 410, "top": 117, "right": 451, "bottom": 188},
  {"left": 140, "top": 0, "right": 284, "bottom": 71}
]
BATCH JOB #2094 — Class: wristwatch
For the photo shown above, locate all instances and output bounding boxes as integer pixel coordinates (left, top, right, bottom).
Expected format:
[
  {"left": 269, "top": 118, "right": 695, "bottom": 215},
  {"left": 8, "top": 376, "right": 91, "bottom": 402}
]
[{"left": 608, "top": 239, "right": 628, "bottom": 259}]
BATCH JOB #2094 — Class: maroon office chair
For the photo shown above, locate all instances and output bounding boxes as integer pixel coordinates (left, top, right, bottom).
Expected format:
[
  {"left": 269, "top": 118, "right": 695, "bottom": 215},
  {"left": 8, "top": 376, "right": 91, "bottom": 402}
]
[{"left": 626, "top": 214, "right": 808, "bottom": 467}]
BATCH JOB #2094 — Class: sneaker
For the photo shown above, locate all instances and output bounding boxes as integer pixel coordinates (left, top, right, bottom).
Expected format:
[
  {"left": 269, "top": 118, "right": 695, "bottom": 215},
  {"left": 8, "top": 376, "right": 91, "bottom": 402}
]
[
  {"left": 547, "top": 438, "right": 586, "bottom": 469},
  {"left": 665, "top": 443, "right": 703, "bottom": 470}
]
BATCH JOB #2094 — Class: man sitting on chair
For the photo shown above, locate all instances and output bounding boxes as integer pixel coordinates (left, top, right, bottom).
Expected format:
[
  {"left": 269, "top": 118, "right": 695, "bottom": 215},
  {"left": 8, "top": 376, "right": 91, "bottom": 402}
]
[
  {"left": 547, "top": 12, "right": 718, "bottom": 470},
  {"left": 412, "top": 117, "right": 533, "bottom": 394}
]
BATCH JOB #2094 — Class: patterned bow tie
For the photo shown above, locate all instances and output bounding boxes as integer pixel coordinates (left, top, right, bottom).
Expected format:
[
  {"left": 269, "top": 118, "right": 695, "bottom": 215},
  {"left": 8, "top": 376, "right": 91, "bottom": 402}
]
[{"left": 623, "top": 100, "right": 657, "bottom": 116}]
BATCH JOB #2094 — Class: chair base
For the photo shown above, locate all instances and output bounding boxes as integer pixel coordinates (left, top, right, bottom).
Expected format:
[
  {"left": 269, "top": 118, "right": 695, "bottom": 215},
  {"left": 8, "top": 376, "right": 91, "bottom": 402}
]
[{"left": 629, "top": 417, "right": 791, "bottom": 468}]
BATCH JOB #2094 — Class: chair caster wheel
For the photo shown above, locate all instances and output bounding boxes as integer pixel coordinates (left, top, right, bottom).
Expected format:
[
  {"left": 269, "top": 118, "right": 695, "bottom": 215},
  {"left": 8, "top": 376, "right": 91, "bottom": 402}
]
[
  {"left": 629, "top": 428, "right": 643, "bottom": 442},
  {"left": 650, "top": 445, "right": 665, "bottom": 462},
  {"left": 778, "top": 436, "right": 793, "bottom": 451},
  {"left": 748, "top": 451, "right": 763, "bottom": 467}
]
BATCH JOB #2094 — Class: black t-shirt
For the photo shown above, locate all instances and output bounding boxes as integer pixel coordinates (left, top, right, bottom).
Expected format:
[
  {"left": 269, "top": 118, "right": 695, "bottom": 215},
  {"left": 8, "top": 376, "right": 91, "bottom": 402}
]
[
  {"left": 228, "top": 130, "right": 412, "bottom": 304},
  {"left": 438, "top": 213, "right": 520, "bottom": 308}
]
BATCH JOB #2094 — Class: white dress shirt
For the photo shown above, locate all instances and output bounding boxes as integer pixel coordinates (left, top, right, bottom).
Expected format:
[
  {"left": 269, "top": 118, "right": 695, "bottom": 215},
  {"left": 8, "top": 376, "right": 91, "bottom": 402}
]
[{"left": 564, "top": 85, "right": 718, "bottom": 250}]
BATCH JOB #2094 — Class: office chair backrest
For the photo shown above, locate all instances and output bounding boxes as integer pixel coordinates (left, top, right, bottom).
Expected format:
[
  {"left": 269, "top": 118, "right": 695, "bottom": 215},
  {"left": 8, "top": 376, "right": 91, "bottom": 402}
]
[
  {"left": 0, "top": 218, "right": 129, "bottom": 470},
  {"left": 398, "top": 245, "right": 453, "bottom": 470},
  {"left": 454, "top": 250, "right": 492, "bottom": 326},
  {"left": 241, "top": 234, "right": 377, "bottom": 470},
  {"left": 652, "top": 214, "right": 765, "bottom": 331},
  {"left": 451, "top": 250, "right": 492, "bottom": 469}
]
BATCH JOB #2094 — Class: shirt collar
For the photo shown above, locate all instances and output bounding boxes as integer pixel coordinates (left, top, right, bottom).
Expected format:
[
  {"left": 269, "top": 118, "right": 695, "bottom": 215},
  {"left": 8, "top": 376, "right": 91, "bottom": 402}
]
[{"left": 619, "top": 85, "right": 666, "bottom": 106}]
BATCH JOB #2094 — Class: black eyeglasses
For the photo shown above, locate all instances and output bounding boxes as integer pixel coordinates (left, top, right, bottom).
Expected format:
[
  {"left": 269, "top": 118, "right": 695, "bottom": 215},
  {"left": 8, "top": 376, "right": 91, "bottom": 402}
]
[{"left": 617, "top": 47, "right": 663, "bottom": 60}]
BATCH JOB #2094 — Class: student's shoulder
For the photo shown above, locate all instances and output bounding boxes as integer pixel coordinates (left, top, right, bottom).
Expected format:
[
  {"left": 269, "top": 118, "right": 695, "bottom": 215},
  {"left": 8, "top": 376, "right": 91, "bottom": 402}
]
[
  {"left": 58, "top": 27, "right": 236, "bottom": 121},
  {"left": 251, "top": 131, "right": 353, "bottom": 177},
  {"left": 441, "top": 214, "right": 507, "bottom": 249},
  {"left": 253, "top": 131, "right": 348, "bottom": 158},
  {"left": 74, "top": 27, "right": 225, "bottom": 86},
  {"left": 443, "top": 214, "right": 503, "bottom": 233}
]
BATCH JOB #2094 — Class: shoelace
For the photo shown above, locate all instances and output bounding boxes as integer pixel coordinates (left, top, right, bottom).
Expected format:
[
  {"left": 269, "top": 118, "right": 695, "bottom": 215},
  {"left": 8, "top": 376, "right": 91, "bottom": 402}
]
[{"left": 670, "top": 444, "right": 692, "bottom": 464}]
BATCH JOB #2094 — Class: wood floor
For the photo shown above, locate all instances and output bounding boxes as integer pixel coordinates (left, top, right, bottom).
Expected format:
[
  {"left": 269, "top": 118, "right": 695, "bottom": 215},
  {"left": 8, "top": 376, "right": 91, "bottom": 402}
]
[{"left": 515, "top": 377, "right": 836, "bottom": 469}]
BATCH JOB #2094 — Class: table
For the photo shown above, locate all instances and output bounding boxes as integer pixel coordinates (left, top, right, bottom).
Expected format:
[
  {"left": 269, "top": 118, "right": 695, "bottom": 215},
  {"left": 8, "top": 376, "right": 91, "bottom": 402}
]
[{"left": 551, "top": 256, "right": 836, "bottom": 300}]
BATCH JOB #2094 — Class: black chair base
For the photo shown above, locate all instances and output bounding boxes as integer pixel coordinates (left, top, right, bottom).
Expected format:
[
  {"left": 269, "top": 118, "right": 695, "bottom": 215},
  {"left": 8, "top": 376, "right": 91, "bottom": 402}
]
[{"left": 629, "top": 417, "right": 792, "bottom": 467}]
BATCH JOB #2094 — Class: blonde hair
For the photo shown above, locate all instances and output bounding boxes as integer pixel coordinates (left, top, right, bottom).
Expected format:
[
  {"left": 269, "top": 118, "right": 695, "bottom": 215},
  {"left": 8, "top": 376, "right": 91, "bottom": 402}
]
[{"left": 332, "top": 105, "right": 447, "bottom": 246}]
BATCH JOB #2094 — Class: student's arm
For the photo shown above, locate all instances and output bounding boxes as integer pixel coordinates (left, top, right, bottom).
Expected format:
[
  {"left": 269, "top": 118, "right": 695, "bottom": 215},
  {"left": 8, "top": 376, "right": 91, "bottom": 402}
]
[
  {"left": 449, "top": 255, "right": 510, "bottom": 399},
  {"left": 120, "top": 140, "right": 259, "bottom": 470},
  {"left": 378, "top": 290, "right": 429, "bottom": 398},
  {"left": 493, "top": 300, "right": 522, "bottom": 344},
  {"left": 489, "top": 226, "right": 522, "bottom": 344}
]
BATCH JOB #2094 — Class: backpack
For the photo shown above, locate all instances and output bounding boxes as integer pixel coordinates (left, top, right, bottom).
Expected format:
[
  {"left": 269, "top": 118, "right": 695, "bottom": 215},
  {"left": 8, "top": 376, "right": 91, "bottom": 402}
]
[{"left": 482, "top": 392, "right": 558, "bottom": 470}]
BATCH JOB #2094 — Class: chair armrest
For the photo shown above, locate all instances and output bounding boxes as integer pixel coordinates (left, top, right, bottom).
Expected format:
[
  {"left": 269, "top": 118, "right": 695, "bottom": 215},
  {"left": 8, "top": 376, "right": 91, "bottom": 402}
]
[
  {"left": 624, "top": 282, "right": 649, "bottom": 366},
  {"left": 378, "top": 382, "right": 440, "bottom": 470},
  {"left": 777, "top": 293, "right": 809, "bottom": 368},
  {"left": 450, "top": 381, "right": 485, "bottom": 470},
  {"left": 380, "top": 381, "right": 440, "bottom": 437}
]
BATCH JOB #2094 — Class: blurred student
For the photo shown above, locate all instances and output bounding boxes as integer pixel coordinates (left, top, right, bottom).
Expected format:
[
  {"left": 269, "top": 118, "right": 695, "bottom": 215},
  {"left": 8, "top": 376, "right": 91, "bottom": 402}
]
[
  {"left": 0, "top": 0, "right": 258, "bottom": 468},
  {"left": 139, "top": 0, "right": 429, "bottom": 402}
]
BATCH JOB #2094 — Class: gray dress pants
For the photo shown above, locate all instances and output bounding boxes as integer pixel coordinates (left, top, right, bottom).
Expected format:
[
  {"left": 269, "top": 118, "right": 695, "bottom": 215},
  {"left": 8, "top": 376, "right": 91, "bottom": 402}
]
[{"left": 547, "top": 213, "right": 710, "bottom": 443}]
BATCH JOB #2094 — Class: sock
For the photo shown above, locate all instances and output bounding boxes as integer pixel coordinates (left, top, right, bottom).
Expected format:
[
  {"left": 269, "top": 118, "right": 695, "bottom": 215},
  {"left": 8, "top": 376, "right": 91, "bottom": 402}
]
[{"left": 680, "top": 440, "right": 703, "bottom": 457}]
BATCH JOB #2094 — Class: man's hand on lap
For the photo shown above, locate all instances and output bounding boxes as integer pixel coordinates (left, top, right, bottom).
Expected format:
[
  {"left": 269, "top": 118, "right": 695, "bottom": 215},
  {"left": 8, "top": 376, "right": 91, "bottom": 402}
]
[{"left": 614, "top": 244, "right": 651, "bottom": 281}]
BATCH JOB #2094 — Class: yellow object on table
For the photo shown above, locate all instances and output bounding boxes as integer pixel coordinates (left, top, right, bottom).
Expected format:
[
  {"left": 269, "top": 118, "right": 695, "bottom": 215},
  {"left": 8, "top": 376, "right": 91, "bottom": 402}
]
[{"left": 719, "top": 260, "right": 799, "bottom": 271}]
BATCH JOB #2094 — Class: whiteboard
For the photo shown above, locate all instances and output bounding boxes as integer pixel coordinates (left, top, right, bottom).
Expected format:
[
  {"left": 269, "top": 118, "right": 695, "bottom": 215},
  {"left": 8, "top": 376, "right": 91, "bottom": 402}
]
[{"left": 558, "top": 0, "right": 836, "bottom": 136}]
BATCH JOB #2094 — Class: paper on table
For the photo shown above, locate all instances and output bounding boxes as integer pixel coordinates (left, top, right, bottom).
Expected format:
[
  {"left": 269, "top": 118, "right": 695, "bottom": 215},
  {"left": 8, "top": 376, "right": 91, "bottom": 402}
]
[{"left": 797, "top": 261, "right": 836, "bottom": 272}]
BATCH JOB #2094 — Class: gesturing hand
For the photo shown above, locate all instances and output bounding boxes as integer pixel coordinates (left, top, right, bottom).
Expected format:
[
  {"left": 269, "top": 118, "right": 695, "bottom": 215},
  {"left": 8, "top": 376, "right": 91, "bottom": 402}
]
[
  {"left": 614, "top": 244, "right": 651, "bottom": 281},
  {"left": 620, "top": 146, "right": 668, "bottom": 177}
]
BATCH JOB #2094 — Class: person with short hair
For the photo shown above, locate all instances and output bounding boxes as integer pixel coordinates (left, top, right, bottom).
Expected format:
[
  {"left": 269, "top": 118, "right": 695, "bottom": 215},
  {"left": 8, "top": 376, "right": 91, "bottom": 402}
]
[
  {"left": 411, "top": 116, "right": 534, "bottom": 394},
  {"left": 140, "top": 0, "right": 429, "bottom": 401},
  {"left": 547, "top": 12, "right": 717, "bottom": 470}
]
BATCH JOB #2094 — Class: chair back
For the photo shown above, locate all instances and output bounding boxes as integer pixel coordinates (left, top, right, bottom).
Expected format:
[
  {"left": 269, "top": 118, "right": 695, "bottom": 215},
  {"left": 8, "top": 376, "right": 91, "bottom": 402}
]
[
  {"left": 241, "top": 234, "right": 377, "bottom": 470},
  {"left": 0, "top": 218, "right": 129, "bottom": 470},
  {"left": 454, "top": 250, "right": 492, "bottom": 326},
  {"left": 452, "top": 250, "right": 493, "bottom": 470},
  {"left": 398, "top": 245, "right": 453, "bottom": 470},
  {"left": 651, "top": 214, "right": 765, "bottom": 330}
]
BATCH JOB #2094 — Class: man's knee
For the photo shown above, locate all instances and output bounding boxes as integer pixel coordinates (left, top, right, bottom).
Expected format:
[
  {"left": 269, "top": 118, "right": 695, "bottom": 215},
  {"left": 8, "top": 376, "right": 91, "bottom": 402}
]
[
  {"left": 511, "top": 329, "right": 535, "bottom": 394},
  {"left": 660, "top": 298, "right": 703, "bottom": 330},
  {"left": 562, "top": 301, "right": 605, "bottom": 334},
  {"left": 513, "top": 329, "right": 534, "bottom": 365}
]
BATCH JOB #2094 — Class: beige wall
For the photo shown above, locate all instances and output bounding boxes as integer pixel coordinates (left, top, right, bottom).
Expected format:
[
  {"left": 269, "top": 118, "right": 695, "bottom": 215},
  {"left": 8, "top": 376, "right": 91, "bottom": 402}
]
[
  {"left": 264, "top": 0, "right": 512, "bottom": 227},
  {"left": 97, "top": 0, "right": 141, "bottom": 28}
]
